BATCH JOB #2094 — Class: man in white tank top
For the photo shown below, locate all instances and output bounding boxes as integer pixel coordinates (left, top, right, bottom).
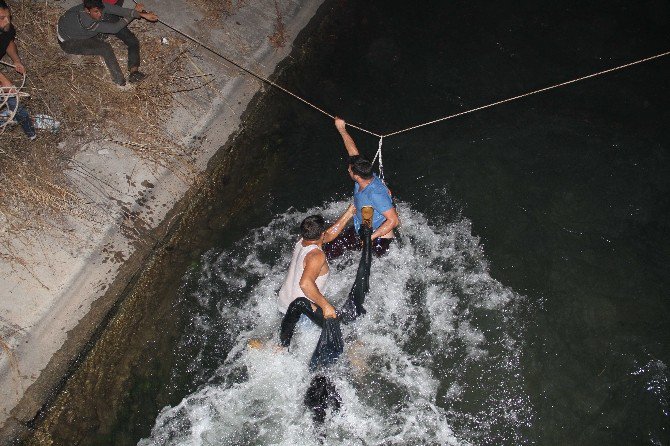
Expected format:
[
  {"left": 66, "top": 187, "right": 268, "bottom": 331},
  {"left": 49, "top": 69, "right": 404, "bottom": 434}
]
[{"left": 278, "top": 206, "right": 354, "bottom": 347}]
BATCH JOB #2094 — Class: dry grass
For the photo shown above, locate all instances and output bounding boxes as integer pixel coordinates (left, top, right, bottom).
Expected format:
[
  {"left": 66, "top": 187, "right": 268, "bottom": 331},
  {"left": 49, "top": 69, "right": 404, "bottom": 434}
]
[
  {"left": 188, "top": 0, "right": 248, "bottom": 21},
  {"left": 268, "top": 0, "right": 287, "bottom": 48},
  {"left": 0, "top": 1, "right": 203, "bottom": 262}
]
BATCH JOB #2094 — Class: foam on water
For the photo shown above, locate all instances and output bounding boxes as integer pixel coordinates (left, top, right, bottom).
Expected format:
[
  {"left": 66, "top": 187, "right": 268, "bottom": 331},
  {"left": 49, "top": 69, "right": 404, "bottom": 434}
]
[{"left": 140, "top": 200, "right": 533, "bottom": 445}]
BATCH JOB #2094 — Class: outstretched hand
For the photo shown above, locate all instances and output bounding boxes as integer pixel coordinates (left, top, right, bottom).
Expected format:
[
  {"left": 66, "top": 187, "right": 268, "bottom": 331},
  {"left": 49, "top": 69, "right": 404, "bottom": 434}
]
[
  {"left": 140, "top": 11, "right": 159, "bottom": 22},
  {"left": 14, "top": 62, "right": 25, "bottom": 75},
  {"left": 334, "top": 117, "right": 346, "bottom": 132}
]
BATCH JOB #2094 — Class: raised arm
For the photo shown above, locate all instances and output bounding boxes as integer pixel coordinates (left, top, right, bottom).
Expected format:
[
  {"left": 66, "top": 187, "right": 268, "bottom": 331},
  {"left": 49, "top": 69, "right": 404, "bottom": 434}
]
[
  {"left": 323, "top": 204, "right": 355, "bottom": 243},
  {"left": 79, "top": 6, "right": 157, "bottom": 35},
  {"left": 335, "top": 117, "right": 359, "bottom": 157},
  {"left": 299, "top": 250, "right": 336, "bottom": 318}
]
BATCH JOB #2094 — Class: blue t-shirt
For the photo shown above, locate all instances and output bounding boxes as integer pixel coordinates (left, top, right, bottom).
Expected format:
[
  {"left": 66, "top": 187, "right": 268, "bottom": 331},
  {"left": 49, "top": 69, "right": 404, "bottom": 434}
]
[{"left": 353, "top": 174, "right": 393, "bottom": 232}]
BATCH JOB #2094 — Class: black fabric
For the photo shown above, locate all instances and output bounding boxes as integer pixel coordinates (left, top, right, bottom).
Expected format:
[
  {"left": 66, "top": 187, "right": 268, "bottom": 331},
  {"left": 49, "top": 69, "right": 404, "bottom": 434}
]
[
  {"left": 278, "top": 299, "right": 344, "bottom": 370},
  {"left": 304, "top": 375, "right": 341, "bottom": 423},
  {"left": 338, "top": 225, "right": 373, "bottom": 323},
  {"left": 0, "top": 26, "right": 16, "bottom": 60},
  {"left": 279, "top": 297, "right": 324, "bottom": 347},
  {"left": 309, "top": 318, "right": 344, "bottom": 371}
]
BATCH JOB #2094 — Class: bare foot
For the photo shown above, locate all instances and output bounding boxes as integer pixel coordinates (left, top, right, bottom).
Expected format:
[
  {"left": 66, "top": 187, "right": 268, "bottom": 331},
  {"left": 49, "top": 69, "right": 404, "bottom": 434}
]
[{"left": 248, "top": 338, "right": 264, "bottom": 349}]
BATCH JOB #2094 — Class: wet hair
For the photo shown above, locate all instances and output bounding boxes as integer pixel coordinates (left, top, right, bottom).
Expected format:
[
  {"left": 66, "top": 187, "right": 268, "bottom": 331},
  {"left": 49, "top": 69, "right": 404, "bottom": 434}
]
[
  {"left": 304, "top": 375, "right": 341, "bottom": 423},
  {"left": 83, "top": 0, "right": 105, "bottom": 9},
  {"left": 300, "top": 215, "right": 326, "bottom": 241},
  {"left": 348, "top": 155, "right": 374, "bottom": 180}
]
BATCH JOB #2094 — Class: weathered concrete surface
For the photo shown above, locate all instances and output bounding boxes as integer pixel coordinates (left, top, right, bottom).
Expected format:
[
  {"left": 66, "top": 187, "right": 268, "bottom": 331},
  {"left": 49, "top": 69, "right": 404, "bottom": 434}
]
[{"left": 0, "top": 0, "right": 324, "bottom": 441}]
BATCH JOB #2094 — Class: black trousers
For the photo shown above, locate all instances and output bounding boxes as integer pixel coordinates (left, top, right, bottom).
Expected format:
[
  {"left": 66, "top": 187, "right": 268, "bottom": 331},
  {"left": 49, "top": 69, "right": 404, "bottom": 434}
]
[
  {"left": 280, "top": 297, "right": 324, "bottom": 347},
  {"left": 59, "top": 26, "right": 140, "bottom": 85}
]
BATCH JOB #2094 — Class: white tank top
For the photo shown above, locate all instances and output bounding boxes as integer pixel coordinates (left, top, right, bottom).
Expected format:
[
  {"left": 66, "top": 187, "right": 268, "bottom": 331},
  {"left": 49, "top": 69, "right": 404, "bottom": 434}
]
[{"left": 277, "top": 240, "right": 329, "bottom": 313}]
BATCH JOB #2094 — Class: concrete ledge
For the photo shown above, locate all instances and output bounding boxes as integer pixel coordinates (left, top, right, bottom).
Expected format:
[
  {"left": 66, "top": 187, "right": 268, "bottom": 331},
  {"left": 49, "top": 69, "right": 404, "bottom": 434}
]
[{"left": 0, "top": 0, "right": 325, "bottom": 442}]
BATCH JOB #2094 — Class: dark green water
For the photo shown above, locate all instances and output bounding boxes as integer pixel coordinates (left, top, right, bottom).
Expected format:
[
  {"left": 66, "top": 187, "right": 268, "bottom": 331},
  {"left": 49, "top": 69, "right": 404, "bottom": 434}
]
[
  {"left": 226, "top": 1, "right": 670, "bottom": 440},
  {"left": 274, "top": 1, "right": 670, "bottom": 443},
  {"left": 28, "top": 0, "right": 669, "bottom": 445}
]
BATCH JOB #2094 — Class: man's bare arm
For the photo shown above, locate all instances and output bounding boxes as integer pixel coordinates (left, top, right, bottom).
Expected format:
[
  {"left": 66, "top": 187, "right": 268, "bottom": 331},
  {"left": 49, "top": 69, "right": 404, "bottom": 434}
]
[
  {"left": 299, "top": 250, "right": 336, "bottom": 318},
  {"left": 371, "top": 207, "right": 399, "bottom": 240},
  {"left": 323, "top": 204, "right": 355, "bottom": 243},
  {"left": 335, "top": 117, "right": 359, "bottom": 157},
  {"left": 6, "top": 41, "right": 25, "bottom": 74}
]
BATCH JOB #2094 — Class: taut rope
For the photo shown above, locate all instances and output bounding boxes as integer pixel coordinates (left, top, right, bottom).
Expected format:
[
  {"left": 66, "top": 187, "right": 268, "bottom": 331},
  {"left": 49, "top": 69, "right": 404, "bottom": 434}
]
[
  {"left": 152, "top": 15, "right": 670, "bottom": 175},
  {"left": 151, "top": 16, "right": 670, "bottom": 141},
  {"left": 142, "top": 10, "right": 382, "bottom": 138},
  {"left": 381, "top": 50, "right": 670, "bottom": 139}
]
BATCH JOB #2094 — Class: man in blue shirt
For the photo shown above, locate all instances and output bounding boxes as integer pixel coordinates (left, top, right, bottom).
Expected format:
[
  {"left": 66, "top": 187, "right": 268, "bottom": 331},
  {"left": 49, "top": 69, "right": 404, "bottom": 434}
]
[{"left": 325, "top": 118, "right": 399, "bottom": 258}]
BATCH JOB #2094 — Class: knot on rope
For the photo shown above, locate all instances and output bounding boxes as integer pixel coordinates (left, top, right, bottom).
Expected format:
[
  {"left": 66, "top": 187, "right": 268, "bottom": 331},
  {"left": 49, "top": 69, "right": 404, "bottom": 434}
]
[{"left": 372, "top": 136, "right": 385, "bottom": 183}]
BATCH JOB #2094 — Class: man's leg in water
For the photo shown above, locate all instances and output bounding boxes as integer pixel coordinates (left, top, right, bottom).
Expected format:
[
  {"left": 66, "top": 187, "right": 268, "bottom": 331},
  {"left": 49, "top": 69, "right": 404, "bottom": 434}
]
[
  {"left": 325, "top": 226, "right": 394, "bottom": 259},
  {"left": 372, "top": 237, "right": 393, "bottom": 256},
  {"left": 280, "top": 297, "right": 324, "bottom": 347}
]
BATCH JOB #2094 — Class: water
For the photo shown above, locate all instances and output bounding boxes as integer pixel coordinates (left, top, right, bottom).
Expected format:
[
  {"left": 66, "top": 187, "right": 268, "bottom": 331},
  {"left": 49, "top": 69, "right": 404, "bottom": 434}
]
[
  {"left": 28, "top": 0, "right": 669, "bottom": 444},
  {"left": 140, "top": 201, "right": 531, "bottom": 445}
]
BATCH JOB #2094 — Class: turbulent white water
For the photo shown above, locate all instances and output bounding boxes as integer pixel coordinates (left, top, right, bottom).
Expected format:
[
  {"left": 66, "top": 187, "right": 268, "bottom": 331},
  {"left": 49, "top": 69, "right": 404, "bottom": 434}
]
[{"left": 140, "top": 200, "right": 533, "bottom": 445}]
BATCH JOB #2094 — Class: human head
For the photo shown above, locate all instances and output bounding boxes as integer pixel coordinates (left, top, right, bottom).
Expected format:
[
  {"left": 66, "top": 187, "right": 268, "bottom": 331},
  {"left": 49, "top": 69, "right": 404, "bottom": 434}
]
[
  {"left": 0, "top": 1, "right": 12, "bottom": 33},
  {"left": 83, "top": 0, "right": 105, "bottom": 20},
  {"left": 348, "top": 155, "right": 374, "bottom": 180},
  {"left": 300, "top": 215, "right": 326, "bottom": 241}
]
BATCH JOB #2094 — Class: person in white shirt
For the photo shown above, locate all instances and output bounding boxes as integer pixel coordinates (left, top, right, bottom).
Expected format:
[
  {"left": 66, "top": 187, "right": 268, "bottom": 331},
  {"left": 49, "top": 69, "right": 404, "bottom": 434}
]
[{"left": 278, "top": 206, "right": 354, "bottom": 347}]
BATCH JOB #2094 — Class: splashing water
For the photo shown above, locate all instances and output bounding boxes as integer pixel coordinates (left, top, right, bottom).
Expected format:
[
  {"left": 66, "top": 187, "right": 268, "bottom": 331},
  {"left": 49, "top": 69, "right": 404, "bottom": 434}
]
[{"left": 140, "top": 200, "right": 534, "bottom": 445}]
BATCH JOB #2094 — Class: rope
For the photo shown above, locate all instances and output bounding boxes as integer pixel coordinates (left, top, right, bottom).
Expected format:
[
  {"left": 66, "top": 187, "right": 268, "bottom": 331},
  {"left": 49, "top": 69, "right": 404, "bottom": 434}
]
[
  {"left": 372, "top": 136, "right": 384, "bottom": 181},
  {"left": 0, "top": 60, "right": 27, "bottom": 135},
  {"left": 381, "top": 50, "right": 670, "bottom": 138},
  {"left": 137, "top": 5, "right": 382, "bottom": 138},
  {"left": 138, "top": 5, "right": 670, "bottom": 173}
]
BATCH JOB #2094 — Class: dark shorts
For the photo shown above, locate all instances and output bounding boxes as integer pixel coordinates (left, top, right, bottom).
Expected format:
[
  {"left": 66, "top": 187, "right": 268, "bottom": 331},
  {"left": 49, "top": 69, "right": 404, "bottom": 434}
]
[{"left": 323, "top": 226, "right": 392, "bottom": 260}]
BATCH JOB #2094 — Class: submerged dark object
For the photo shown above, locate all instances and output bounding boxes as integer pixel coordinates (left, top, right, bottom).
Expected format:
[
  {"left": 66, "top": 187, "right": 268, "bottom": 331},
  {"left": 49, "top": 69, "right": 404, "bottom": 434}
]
[{"left": 304, "top": 375, "right": 342, "bottom": 423}]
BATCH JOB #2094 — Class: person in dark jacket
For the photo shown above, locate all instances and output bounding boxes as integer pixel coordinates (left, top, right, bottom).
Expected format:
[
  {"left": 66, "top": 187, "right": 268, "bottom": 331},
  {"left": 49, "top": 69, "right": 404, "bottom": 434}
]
[
  {"left": 0, "top": 0, "right": 36, "bottom": 139},
  {"left": 56, "top": 0, "right": 158, "bottom": 86},
  {"left": 101, "top": 0, "right": 125, "bottom": 23}
]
